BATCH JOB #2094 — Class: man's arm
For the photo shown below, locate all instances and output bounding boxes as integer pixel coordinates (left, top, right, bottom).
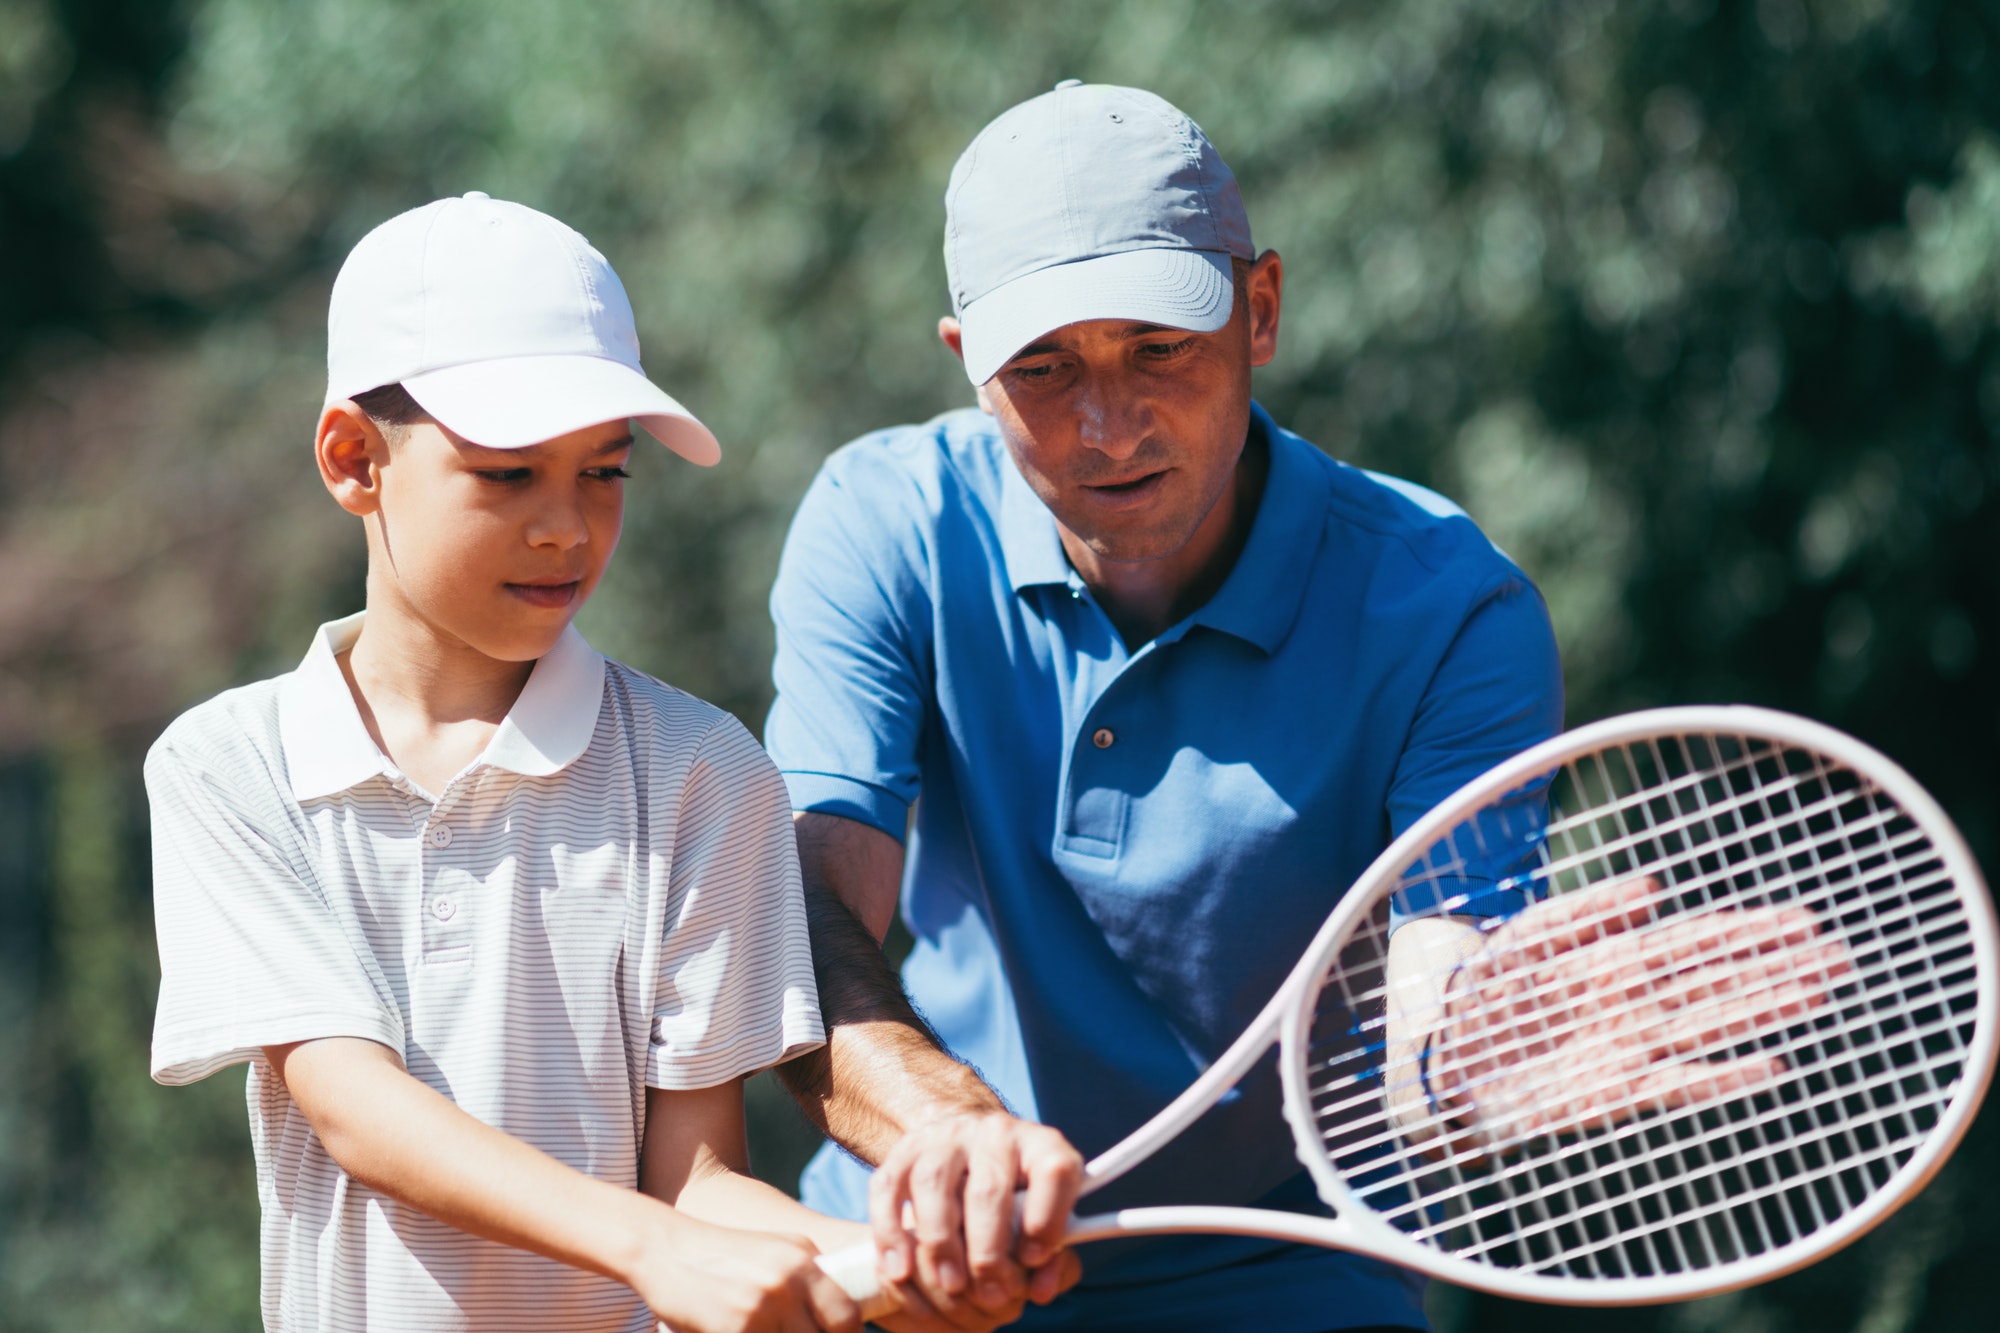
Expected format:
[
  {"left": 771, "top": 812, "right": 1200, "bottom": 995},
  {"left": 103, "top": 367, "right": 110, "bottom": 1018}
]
[
  {"left": 268, "top": 1036, "right": 860, "bottom": 1333},
  {"left": 776, "top": 812, "right": 1083, "bottom": 1316}
]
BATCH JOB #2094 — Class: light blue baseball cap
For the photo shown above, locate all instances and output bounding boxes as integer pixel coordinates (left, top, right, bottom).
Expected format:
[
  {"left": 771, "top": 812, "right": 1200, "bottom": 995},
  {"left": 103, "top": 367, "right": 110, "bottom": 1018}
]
[{"left": 944, "top": 81, "right": 1254, "bottom": 385}]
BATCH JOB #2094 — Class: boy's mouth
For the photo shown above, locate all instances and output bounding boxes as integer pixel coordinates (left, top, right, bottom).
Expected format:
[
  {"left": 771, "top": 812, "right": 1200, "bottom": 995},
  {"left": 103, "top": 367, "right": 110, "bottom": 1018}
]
[{"left": 506, "top": 580, "right": 581, "bottom": 609}]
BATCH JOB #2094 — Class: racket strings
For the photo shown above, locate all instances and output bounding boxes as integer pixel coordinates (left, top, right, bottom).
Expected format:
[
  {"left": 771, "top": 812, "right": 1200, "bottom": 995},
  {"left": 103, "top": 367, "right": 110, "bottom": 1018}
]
[{"left": 1297, "top": 730, "right": 1980, "bottom": 1281}]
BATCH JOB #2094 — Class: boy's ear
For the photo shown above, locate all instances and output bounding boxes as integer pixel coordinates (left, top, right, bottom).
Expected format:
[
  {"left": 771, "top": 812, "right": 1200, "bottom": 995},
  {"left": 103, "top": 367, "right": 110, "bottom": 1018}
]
[{"left": 316, "top": 402, "right": 390, "bottom": 516}]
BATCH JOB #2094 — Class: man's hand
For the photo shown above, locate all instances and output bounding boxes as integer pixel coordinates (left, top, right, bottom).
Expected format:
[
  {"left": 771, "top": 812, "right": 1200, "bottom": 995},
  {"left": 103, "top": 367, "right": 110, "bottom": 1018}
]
[
  {"left": 869, "top": 1112, "right": 1084, "bottom": 1323},
  {"left": 628, "top": 1220, "right": 860, "bottom": 1333},
  {"left": 1426, "top": 876, "right": 1852, "bottom": 1147}
]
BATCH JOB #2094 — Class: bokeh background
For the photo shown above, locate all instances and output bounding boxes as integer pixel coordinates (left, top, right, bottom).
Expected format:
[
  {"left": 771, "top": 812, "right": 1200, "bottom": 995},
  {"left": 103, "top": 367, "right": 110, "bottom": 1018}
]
[{"left": 1, "top": 0, "right": 1995, "bottom": 1328}]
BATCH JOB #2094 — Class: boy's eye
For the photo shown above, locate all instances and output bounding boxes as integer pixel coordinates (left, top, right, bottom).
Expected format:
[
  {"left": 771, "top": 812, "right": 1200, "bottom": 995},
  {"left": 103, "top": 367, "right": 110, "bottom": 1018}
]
[
  {"left": 475, "top": 467, "right": 533, "bottom": 483},
  {"left": 588, "top": 466, "right": 633, "bottom": 482}
]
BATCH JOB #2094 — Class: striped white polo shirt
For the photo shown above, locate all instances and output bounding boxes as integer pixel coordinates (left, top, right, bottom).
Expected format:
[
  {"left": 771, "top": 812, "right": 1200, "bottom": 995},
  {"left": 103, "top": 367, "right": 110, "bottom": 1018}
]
[{"left": 147, "top": 613, "right": 823, "bottom": 1333}]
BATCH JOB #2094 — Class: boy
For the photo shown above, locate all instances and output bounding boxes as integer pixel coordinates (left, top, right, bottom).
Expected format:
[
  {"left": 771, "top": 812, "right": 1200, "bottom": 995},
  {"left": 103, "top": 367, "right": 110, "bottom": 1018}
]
[{"left": 145, "top": 193, "right": 949, "bottom": 1332}]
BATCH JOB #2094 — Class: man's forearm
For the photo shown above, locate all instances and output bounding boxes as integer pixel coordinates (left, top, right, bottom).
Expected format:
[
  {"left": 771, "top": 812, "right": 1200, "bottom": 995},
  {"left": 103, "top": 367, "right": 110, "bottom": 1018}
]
[{"left": 778, "top": 879, "right": 1007, "bottom": 1163}]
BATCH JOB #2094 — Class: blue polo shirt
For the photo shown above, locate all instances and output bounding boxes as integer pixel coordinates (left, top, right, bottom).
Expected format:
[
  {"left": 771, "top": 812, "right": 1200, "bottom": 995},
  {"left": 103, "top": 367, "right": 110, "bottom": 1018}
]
[{"left": 766, "top": 403, "right": 1562, "bottom": 1332}]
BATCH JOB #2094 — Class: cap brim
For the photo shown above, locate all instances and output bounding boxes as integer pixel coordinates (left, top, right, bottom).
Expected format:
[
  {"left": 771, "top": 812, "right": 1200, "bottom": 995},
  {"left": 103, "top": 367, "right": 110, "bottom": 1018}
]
[
  {"left": 402, "top": 354, "right": 720, "bottom": 465},
  {"left": 957, "top": 248, "right": 1235, "bottom": 385}
]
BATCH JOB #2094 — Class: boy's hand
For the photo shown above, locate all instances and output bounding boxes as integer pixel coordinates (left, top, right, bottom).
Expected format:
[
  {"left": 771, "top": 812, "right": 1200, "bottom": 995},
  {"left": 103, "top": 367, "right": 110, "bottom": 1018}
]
[
  {"left": 868, "top": 1112, "right": 1084, "bottom": 1323},
  {"left": 633, "top": 1218, "right": 861, "bottom": 1333}
]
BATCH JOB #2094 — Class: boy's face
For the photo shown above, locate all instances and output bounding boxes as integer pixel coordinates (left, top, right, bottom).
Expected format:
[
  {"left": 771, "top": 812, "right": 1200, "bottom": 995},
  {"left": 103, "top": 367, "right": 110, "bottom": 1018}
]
[{"left": 324, "top": 413, "right": 634, "bottom": 662}]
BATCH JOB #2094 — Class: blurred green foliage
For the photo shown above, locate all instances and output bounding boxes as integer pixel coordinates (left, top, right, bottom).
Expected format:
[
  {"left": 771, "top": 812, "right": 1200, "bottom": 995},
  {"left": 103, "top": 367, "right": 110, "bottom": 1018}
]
[{"left": 1, "top": 1, "right": 1996, "bottom": 1330}]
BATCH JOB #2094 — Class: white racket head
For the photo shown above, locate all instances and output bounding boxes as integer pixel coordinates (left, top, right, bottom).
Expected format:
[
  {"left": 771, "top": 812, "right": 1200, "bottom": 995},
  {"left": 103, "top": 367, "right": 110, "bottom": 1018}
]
[{"left": 1279, "top": 706, "right": 1997, "bottom": 1304}]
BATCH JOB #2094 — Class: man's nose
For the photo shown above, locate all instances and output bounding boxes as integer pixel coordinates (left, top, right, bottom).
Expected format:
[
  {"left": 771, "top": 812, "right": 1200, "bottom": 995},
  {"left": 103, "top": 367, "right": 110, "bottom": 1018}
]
[{"left": 1074, "top": 379, "right": 1150, "bottom": 458}]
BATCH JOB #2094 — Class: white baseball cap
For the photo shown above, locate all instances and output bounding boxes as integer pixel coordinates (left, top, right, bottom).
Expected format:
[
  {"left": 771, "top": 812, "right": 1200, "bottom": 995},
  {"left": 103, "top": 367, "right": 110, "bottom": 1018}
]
[
  {"left": 945, "top": 83, "right": 1254, "bottom": 386},
  {"left": 325, "top": 192, "right": 718, "bottom": 465}
]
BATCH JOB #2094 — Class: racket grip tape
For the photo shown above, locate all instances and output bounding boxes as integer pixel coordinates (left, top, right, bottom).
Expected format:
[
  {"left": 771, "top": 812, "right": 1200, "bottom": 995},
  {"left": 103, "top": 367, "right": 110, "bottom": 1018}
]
[{"left": 816, "top": 1241, "right": 902, "bottom": 1323}]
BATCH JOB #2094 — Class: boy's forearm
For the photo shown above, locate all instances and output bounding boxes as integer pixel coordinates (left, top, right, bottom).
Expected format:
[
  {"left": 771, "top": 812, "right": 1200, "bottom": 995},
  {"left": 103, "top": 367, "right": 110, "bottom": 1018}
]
[
  {"left": 671, "top": 1162, "right": 867, "bottom": 1253},
  {"left": 267, "top": 1036, "right": 673, "bottom": 1290}
]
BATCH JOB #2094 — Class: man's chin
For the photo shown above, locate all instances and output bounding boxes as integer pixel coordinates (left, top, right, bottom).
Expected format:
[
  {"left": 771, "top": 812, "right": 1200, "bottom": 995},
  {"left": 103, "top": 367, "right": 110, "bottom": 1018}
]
[{"left": 1066, "top": 524, "right": 1201, "bottom": 565}]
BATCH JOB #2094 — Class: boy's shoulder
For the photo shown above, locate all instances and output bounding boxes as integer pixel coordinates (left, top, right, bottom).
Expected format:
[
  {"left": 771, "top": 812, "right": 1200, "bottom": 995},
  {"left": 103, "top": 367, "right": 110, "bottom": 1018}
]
[
  {"left": 597, "top": 658, "right": 771, "bottom": 770},
  {"left": 147, "top": 674, "right": 289, "bottom": 786}
]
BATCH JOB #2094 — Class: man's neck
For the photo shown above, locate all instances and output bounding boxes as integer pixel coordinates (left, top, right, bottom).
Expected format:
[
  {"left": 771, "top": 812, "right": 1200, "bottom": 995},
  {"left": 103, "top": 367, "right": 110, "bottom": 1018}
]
[
  {"left": 341, "top": 586, "right": 537, "bottom": 794},
  {"left": 1059, "top": 428, "right": 1270, "bottom": 649}
]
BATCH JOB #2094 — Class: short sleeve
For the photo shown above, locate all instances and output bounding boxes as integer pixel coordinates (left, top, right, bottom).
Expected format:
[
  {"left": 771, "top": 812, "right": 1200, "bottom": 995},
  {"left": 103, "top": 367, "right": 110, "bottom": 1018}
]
[
  {"left": 146, "top": 726, "right": 404, "bottom": 1085},
  {"left": 1387, "top": 574, "right": 1565, "bottom": 921},
  {"left": 648, "top": 717, "right": 824, "bottom": 1089},
  {"left": 764, "top": 451, "right": 934, "bottom": 839}
]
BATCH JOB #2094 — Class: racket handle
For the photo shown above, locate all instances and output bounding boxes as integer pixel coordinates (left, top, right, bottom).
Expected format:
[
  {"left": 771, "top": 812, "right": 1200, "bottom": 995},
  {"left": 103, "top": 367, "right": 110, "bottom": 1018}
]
[{"left": 816, "top": 1241, "right": 902, "bottom": 1323}]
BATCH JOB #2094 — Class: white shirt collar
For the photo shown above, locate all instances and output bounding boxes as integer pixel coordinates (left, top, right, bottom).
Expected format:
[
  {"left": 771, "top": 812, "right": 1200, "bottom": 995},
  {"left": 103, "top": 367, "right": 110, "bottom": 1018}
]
[{"left": 278, "top": 612, "right": 607, "bottom": 801}]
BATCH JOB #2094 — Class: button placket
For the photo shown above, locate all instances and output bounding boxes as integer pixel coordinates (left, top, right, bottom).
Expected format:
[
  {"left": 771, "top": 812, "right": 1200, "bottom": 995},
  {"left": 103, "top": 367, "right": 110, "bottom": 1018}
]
[{"left": 421, "top": 789, "right": 467, "bottom": 953}]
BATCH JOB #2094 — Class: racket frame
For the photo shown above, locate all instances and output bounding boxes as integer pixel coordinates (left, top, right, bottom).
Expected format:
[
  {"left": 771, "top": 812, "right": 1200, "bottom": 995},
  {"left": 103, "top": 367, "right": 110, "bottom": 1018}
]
[{"left": 1268, "top": 705, "right": 1998, "bottom": 1304}]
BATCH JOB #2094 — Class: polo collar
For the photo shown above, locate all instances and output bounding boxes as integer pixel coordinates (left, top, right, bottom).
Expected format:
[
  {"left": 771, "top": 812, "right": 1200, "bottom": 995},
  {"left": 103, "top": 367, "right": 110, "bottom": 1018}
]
[
  {"left": 278, "top": 612, "right": 607, "bottom": 801},
  {"left": 1181, "top": 403, "right": 1328, "bottom": 654},
  {"left": 995, "top": 402, "right": 1327, "bottom": 653},
  {"left": 999, "top": 448, "right": 1073, "bottom": 592}
]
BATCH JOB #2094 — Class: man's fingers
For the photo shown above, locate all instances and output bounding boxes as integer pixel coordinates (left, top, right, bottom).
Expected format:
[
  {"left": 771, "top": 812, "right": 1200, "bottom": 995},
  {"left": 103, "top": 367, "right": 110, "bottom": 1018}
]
[
  {"left": 907, "top": 1140, "right": 971, "bottom": 1296},
  {"left": 1015, "top": 1130, "right": 1083, "bottom": 1268},
  {"left": 958, "top": 1123, "right": 1021, "bottom": 1310},
  {"left": 1026, "top": 1250, "right": 1083, "bottom": 1307},
  {"left": 869, "top": 1151, "right": 916, "bottom": 1284}
]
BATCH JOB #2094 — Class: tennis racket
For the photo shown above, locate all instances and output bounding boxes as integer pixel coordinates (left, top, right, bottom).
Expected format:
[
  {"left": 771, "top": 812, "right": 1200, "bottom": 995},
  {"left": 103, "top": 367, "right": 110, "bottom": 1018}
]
[{"left": 815, "top": 705, "right": 1997, "bottom": 1316}]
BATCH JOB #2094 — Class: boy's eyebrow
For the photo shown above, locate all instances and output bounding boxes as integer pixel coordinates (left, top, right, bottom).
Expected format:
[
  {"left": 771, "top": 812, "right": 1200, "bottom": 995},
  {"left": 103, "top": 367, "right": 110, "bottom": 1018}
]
[{"left": 460, "top": 431, "right": 636, "bottom": 462}]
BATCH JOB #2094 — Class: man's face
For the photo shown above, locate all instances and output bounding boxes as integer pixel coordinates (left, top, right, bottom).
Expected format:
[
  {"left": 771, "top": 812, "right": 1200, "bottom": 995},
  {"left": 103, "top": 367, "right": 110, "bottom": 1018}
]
[
  {"left": 958, "top": 253, "right": 1281, "bottom": 564},
  {"left": 365, "top": 418, "right": 633, "bottom": 661}
]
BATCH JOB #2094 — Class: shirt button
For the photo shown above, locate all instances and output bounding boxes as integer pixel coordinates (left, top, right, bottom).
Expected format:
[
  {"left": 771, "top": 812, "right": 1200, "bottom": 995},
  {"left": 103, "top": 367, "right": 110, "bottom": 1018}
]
[
  {"left": 1092, "top": 728, "right": 1115, "bottom": 749},
  {"left": 429, "top": 824, "right": 454, "bottom": 849},
  {"left": 431, "top": 897, "right": 456, "bottom": 921}
]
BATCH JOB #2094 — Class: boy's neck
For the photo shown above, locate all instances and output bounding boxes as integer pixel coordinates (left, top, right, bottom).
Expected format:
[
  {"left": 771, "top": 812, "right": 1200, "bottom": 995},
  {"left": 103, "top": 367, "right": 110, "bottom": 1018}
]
[{"left": 340, "top": 592, "right": 541, "bottom": 796}]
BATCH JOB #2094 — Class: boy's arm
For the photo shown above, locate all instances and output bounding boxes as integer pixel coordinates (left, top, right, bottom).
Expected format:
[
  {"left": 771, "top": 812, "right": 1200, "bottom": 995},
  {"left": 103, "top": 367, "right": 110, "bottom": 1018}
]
[
  {"left": 646, "top": 1081, "right": 1040, "bottom": 1333},
  {"left": 268, "top": 1036, "right": 860, "bottom": 1333},
  {"left": 776, "top": 813, "right": 1083, "bottom": 1317}
]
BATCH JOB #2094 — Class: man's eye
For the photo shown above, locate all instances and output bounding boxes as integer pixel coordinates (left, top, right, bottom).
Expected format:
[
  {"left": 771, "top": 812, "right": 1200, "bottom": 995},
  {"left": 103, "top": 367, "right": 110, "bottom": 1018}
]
[
  {"left": 475, "top": 468, "right": 533, "bottom": 483},
  {"left": 1141, "top": 337, "right": 1196, "bottom": 358},
  {"left": 589, "top": 466, "right": 633, "bottom": 482}
]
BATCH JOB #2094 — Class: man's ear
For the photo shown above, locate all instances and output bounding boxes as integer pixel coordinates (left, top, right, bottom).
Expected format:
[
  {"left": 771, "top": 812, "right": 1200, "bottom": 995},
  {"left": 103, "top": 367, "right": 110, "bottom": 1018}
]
[
  {"left": 316, "top": 403, "right": 390, "bottom": 517},
  {"left": 937, "top": 317, "right": 997, "bottom": 414},
  {"left": 1244, "top": 250, "right": 1284, "bottom": 369}
]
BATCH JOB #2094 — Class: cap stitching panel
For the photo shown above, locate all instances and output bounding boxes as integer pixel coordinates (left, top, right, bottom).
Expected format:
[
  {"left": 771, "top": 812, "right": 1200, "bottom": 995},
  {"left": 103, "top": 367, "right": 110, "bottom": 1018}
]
[
  {"left": 416, "top": 202, "right": 450, "bottom": 372},
  {"left": 537, "top": 210, "right": 605, "bottom": 352},
  {"left": 944, "top": 138, "right": 979, "bottom": 311},
  {"left": 1056, "top": 89, "right": 1080, "bottom": 259},
  {"left": 1133, "top": 97, "right": 1216, "bottom": 253},
  {"left": 1179, "top": 118, "right": 1227, "bottom": 254}
]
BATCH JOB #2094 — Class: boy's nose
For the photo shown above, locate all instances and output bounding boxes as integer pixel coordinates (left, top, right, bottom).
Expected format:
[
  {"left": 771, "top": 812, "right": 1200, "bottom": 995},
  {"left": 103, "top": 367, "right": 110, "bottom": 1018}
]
[{"left": 527, "top": 496, "right": 591, "bottom": 549}]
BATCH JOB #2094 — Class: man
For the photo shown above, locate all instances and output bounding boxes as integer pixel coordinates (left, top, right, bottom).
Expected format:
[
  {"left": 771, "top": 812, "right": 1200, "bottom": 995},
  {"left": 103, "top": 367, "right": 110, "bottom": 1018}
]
[{"left": 766, "top": 83, "right": 1564, "bottom": 1331}]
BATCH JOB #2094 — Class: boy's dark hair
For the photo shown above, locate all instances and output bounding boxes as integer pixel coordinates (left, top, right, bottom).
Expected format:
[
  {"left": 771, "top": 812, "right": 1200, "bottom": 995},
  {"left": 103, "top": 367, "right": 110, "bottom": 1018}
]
[{"left": 351, "top": 382, "right": 431, "bottom": 441}]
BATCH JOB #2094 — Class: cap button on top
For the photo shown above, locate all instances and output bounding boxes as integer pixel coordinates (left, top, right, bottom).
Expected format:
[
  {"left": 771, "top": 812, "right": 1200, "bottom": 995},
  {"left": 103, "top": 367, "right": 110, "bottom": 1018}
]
[
  {"left": 1054, "top": 78, "right": 1082, "bottom": 89},
  {"left": 462, "top": 190, "right": 491, "bottom": 200}
]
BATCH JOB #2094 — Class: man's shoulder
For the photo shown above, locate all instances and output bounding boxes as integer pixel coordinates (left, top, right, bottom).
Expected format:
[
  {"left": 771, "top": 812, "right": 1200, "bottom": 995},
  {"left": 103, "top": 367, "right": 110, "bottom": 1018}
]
[
  {"left": 1276, "top": 423, "right": 1523, "bottom": 586},
  {"left": 817, "top": 407, "right": 1009, "bottom": 510}
]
